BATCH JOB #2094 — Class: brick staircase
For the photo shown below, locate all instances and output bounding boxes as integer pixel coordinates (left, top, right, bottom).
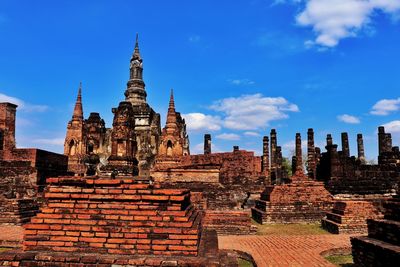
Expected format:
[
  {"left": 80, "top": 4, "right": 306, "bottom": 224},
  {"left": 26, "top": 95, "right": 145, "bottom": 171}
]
[
  {"left": 351, "top": 195, "right": 400, "bottom": 266},
  {"left": 322, "top": 200, "right": 384, "bottom": 234}
]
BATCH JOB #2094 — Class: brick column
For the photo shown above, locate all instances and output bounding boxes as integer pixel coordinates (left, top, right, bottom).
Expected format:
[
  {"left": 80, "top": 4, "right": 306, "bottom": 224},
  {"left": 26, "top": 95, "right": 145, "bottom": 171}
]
[
  {"left": 307, "top": 128, "right": 316, "bottom": 179},
  {"left": 326, "top": 134, "right": 333, "bottom": 146},
  {"left": 270, "top": 129, "right": 277, "bottom": 170},
  {"left": 262, "top": 136, "right": 270, "bottom": 178},
  {"left": 378, "top": 126, "right": 385, "bottom": 156},
  {"left": 204, "top": 134, "right": 211, "bottom": 155},
  {"left": 276, "top": 146, "right": 283, "bottom": 184},
  {"left": 357, "top": 134, "right": 365, "bottom": 163},
  {"left": 295, "top": 133, "right": 303, "bottom": 172},
  {"left": 341, "top": 132, "right": 350, "bottom": 157}
]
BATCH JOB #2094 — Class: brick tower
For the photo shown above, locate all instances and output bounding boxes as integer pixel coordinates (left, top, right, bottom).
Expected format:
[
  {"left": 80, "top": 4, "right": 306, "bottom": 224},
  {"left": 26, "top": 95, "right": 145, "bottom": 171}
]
[
  {"left": 64, "top": 83, "right": 86, "bottom": 174},
  {"left": 158, "top": 89, "right": 190, "bottom": 157},
  {"left": 114, "top": 34, "right": 161, "bottom": 175}
]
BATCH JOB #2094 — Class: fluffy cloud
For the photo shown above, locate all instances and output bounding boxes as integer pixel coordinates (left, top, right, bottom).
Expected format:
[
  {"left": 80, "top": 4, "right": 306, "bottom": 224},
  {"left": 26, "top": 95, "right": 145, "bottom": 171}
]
[
  {"left": 228, "top": 79, "right": 255, "bottom": 86},
  {"left": 244, "top": 131, "right": 261, "bottom": 137},
  {"left": 370, "top": 98, "right": 400, "bottom": 115},
  {"left": 182, "top": 113, "right": 222, "bottom": 132},
  {"left": 382, "top": 120, "right": 400, "bottom": 138},
  {"left": 210, "top": 94, "right": 299, "bottom": 130},
  {"left": 337, "top": 114, "right": 361, "bottom": 124},
  {"left": 216, "top": 133, "right": 241, "bottom": 141},
  {"left": 278, "top": 0, "right": 400, "bottom": 48},
  {"left": 0, "top": 93, "right": 48, "bottom": 112},
  {"left": 33, "top": 138, "right": 65, "bottom": 146},
  {"left": 191, "top": 142, "right": 223, "bottom": 155}
]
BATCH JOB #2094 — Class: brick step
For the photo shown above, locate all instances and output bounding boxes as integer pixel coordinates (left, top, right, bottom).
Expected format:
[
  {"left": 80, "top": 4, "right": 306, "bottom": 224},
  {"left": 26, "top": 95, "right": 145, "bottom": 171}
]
[
  {"left": 368, "top": 219, "right": 400, "bottom": 246},
  {"left": 321, "top": 218, "right": 368, "bottom": 234},
  {"left": 383, "top": 201, "right": 400, "bottom": 221},
  {"left": 331, "top": 208, "right": 345, "bottom": 215},
  {"left": 326, "top": 212, "right": 342, "bottom": 223},
  {"left": 351, "top": 236, "right": 400, "bottom": 266},
  {"left": 251, "top": 207, "right": 267, "bottom": 224},
  {"left": 254, "top": 200, "right": 268, "bottom": 211}
]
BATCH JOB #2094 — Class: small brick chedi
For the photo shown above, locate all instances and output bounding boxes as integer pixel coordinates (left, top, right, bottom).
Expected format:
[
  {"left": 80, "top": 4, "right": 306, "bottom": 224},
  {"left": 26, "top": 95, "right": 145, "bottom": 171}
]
[{"left": 252, "top": 131, "right": 333, "bottom": 224}]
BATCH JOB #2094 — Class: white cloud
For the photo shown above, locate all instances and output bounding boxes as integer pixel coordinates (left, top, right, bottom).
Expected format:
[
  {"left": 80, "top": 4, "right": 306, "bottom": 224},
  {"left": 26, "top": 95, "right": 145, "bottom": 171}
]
[
  {"left": 216, "top": 133, "right": 241, "bottom": 141},
  {"left": 244, "top": 131, "right": 261, "bottom": 137},
  {"left": 182, "top": 113, "right": 222, "bottom": 132},
  {"left": 0, "top": 93, "right": 48, "bottom": 112},
  {"left": 191, "top": 142, "right": 223, "bottom": 155},
  {"left": 337, "top": 114, "right": 361, "bottom": 124},
  {"left": 228, "top": 79, "right": 255, "bottom": 86},
  {"left": 210, "top": 93, "right": 299, "bottom": 130},
  {"left": 370, "top": 98, "right": 400, "bottom": 115},
  {"left": 33, "top": 138, "right": 65, "bottom": 146},
  {"left": 283, "top": 0, "right": 400, "bottom": 48},
  {"left": 381, "top": 120, "right": 400, "bottom": 140}
]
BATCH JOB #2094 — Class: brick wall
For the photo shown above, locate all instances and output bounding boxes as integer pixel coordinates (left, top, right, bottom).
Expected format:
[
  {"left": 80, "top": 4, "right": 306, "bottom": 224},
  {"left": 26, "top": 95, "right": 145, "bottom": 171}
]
[{"left": 23, "top": 176, "right": 202, "bottom": 257}]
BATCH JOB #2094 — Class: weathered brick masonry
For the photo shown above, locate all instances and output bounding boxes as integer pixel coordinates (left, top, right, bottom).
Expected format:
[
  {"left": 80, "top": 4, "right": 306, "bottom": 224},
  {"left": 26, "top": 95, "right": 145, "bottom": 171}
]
[
  {"left": 23, "top": 176, "right": 201, "bottom": 256},
  {"left": 0, "top": 176, "right": 232, "bottom": 266},
  {"left": 252, "top": 179, "right": 333, "bottom": 224},
  {"left": 351, "top": 194, "right": 400, "bottom": 266},
  {"left": 322, "top": 199, "right": 385, "bottom": 234}
]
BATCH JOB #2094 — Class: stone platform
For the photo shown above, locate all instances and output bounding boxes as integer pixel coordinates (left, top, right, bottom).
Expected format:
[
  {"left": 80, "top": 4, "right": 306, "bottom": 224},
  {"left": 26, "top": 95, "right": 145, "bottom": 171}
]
[
  {"left": 351, "top": 195, "right": 400, "bottom": 266},
  {"left": 0, "top": 176, "right": 233, "bottom": 266}
]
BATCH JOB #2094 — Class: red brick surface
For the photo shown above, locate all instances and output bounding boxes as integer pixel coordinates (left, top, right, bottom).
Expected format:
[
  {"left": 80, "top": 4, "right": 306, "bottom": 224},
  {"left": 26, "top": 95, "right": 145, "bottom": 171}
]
[
  {"left": 219, "top": 234, "right": 352, "bottom": 267},
  {"left": 22, "top": 176, "right": 202, "bottom": 257}
]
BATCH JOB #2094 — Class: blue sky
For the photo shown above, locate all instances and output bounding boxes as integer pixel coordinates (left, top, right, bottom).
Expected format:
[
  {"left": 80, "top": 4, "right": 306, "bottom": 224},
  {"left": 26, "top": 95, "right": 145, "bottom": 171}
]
[{"left": 1, "top": 0, "right": 400, "bottom": 161}]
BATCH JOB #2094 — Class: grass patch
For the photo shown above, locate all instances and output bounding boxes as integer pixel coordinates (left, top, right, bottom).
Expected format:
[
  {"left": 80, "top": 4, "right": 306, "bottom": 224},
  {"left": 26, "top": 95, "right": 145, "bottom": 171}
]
[
  {"left": 325, "top": 254, "right": 354, "bottom": 266},
  {"left": 252, "top": 220, "right": 330, "bottom": 235},
  {"left": 238, "top": 258, "right": 253, "bottom": 267}
]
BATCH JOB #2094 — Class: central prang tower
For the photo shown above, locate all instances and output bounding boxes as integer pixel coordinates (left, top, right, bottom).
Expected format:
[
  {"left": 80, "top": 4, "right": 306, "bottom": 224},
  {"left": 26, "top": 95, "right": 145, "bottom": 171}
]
[{"left": 108, "top": 34, "right": 161, "bottom": 176}]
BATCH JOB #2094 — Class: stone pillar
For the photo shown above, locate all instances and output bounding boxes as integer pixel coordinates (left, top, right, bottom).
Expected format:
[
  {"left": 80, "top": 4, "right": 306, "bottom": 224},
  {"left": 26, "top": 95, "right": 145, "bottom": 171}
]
[
  {"left": 291, "top": 156, "right": 297, "bottom": 175},
  {"left": 315, "top": 147, "right": 321, "bottom": 165},
  {"left": 341, "top": 132, "right": 350, "bottom": 157},
  {"left": 0, "top": 102, "right": 18, "bottom": 151},
  {"left": 295, "top": 133, "right": 303, "bottom": 172},
  {"left": 385, "top": 133, "right": 392, "bottom": 152},
  {"left": 276, "top": 146, "right": 283, "bottom": 184},
  {"left": 378, "top": 126, "right": 385, "bottom": 156},
  {"left": 329, "top": 144, "right": 340, "bottom": 178},
  {"left": 204, "top": 134, "right": 211, "bottom": 155},
  {"left": 262, "top": 136, "right": 270, "bottom": 177},
  {"left": 327, "top": 134, "right": 333, "bottom": 146},
  {"left": 307, "top": 128, "right": 316, "bottom": 179},
  {"left": 270, "top": 129, "right": 277, "bottom": 170},
  {"left": 357, "top": 134, "right": 365, "bottom": 163}
]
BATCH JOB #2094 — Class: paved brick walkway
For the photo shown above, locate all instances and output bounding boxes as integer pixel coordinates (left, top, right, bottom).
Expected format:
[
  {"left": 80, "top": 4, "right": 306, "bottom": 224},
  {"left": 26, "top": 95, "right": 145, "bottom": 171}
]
[
  {"left": 0, "top": 226, "right": 23, "bottom": 248},
  {"left": 219, "top": 234, "right": 352, "bottom": 267}
]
